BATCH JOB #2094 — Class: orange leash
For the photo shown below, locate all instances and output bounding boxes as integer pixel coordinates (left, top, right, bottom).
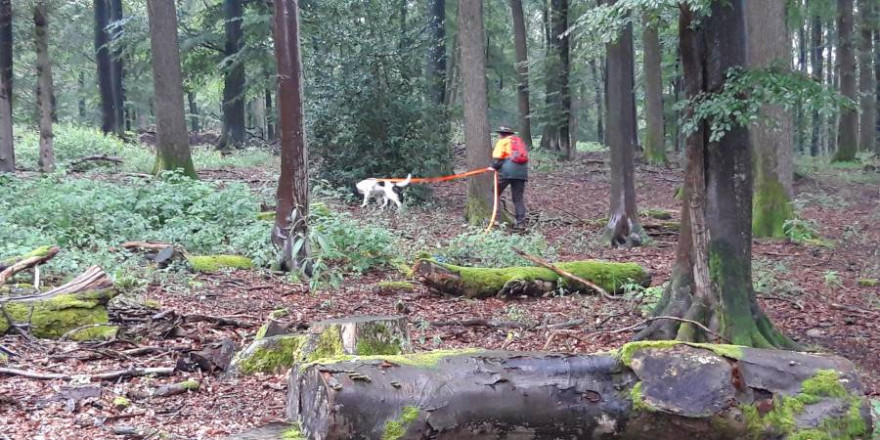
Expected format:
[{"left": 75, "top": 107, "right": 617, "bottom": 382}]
[{"left": 380, "top": 168, "right": 499, "bottom": 233}]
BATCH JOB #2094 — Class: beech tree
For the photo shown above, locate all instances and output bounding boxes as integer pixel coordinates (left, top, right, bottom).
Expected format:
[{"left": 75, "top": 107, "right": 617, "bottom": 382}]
[
  {"left": 747, "top": 0, "right": 794, "bottom": 238},
  {"left": 604, "top": 0, "right": 641, "bottom": 247},
  {"left": 641, "top": 13, "right": 666, "bottom": 165},
  {"left": 834, "top": 0, "right": 858, "bottom": 162},
  {"left": 146, "top": 0, "right": 196, "bottom": 178},
  {"left": 509, "top": 0, "right": 532, "bottom": 148},
  {"left": 459, "top": 0, "right": 494, "bottom": 225},
  {"left": 94, "top": 0, "right": 122, "bottom": 135},
  {"left": 637, "top": 0, "right": 795, "bottom": 348},
  {"left": 0, "top": 0, "right": 12, "bottom": 173},
  {"left": 34, "top": 0, "right": 54, "bottom": 173},
  {"left": 858, "top": 0, "right": 876, "bottom": 153},
  {"left": 540, "top": 0, "right": 571, "bottom": 157},
  {"left": 426, "top": 0, "right": 445, "bottom": 107},
  {"left": 810, "top": 9, "right": 824, "bottom": 157},
  {"left": 271, "top": 0, "right": 311, "bottom": 273},
  {"left": 219, "top": 0, "right": 246, "bottom": 151}
]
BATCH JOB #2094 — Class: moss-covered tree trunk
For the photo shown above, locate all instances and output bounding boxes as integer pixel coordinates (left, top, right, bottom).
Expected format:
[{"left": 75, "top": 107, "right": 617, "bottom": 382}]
[
  {"left": 0, "top": 0, "right": 13, "bottom": 173},
  {"left": 287, "top": 343, "right": 873, "bottom": 440},
  {"left": 605, "top": 3, "right": 642, "bottom": 248},
  {"left": 641, "top": 14, "right": 666, "bottom": 166},
  {"left": 834, "top": 0, "right": 859, "bottom": 162},
  {"left": 459, "top": 0, "right": 494, "bottom": 225},
  {"left": 636, "top": 2, "right": 795, "bottom": 349},
  {"left": 747, "top": 0, "right": 794, "bottom": 238},
  {"left": 146, "top": 0, "right": 196, "bottom": 178}
]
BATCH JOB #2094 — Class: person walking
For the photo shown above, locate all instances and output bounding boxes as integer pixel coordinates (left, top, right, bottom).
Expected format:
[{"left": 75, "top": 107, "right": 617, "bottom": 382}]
[{"left": 490, "top": 125, "right": 529, "bottom": 229}]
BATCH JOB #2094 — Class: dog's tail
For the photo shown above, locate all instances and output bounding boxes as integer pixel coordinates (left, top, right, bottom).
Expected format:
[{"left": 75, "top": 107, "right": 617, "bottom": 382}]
[{"left": 395, "top": 174, "right": 412, "bottom": 187}]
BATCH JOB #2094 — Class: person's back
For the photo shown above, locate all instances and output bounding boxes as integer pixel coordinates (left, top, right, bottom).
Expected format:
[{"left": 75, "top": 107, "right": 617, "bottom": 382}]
[{"left": 491, "top": 126, "right": 528, "bottom": 228}]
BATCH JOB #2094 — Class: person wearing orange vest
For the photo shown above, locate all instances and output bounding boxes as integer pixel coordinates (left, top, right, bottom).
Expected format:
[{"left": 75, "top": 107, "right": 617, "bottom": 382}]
[{"left": 491, "top": 125, "right": 528, "bottom": 229}]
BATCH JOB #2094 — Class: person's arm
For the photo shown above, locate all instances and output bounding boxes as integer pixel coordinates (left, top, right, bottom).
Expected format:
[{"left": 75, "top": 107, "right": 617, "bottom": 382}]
[{"left": 491, "top": 138, "right": 509, "bottom": 170}]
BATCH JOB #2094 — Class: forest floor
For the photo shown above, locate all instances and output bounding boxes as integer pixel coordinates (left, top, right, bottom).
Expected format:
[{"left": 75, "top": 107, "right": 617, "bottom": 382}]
[{"left": 1, "top": 150, "right": 879, "bottom": 439}]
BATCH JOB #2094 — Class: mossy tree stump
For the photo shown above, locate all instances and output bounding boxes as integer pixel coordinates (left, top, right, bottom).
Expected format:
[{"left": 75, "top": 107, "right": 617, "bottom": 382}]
[
  {"left": 287, "top": 342, "right": 873, "bottom": 440},
  {"left": 230, "top": 316, "right": 411, "bottom": 375},
  {"left": 413, "top": 259, "right": 650, "bottom": 298}
]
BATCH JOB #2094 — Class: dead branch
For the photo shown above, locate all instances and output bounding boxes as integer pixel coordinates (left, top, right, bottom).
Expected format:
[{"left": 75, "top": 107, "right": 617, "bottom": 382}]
[
  {"left": 0, "top": 344, "right": 18, "bottom": 357},
  {"left": 119, "top": 241, "right": 175, "bottom": 252},
  {"left": 0, "top": 246, "right": 60, "bottom": 284},
  {"left": 2, "top": 266, "right": 112, "bottom": 303},
  {"left": 511, "top": 248, "right": 615, "bottom": 300},
  {"left": 0, "top": 366, "right": 175, "bottom": 381},
  {"left": 610, "top": 316, "right": 730, "bottom": 343},
  {"left": 431, "top": 319, "right": 531, "bottom": 330},
  {"left": 154, "top": 380, "right": 200, "bottom": 397},
  {"left": 67, "top": 154, "right": 123, "bottom": 169}
]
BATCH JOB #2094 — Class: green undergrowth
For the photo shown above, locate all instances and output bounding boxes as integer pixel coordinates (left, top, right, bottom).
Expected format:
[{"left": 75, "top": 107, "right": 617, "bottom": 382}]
[{"left": 428, "top": 228, "right": 554, "bottom": 268}]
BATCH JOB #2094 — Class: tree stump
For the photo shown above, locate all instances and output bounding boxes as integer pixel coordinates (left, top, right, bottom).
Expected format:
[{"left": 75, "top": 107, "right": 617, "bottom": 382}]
[
  {"left": 413, "top": 259, "right": 650, "bottom": 298},
  {"left": 287, "top": 342, "right": 873, "bottom": 440}
]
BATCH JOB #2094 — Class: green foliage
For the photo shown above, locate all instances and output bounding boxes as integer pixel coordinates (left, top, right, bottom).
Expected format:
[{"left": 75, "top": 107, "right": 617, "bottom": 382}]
[
  {"left": 431, "top": 229, "right": 554, "bottom": 268},
  {"left": 783, "top": 218, "right": 821, "bottom": 244}
]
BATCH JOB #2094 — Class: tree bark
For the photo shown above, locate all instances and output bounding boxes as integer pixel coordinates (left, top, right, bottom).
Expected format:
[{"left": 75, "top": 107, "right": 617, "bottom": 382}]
[
  {"left": 604, "top": 1, "right": 641, "bottom": 248},
  {"left": 642, "top": 14, "right": 666, "bottom": 165},
  {"left": 426, "top": 0, "right": 446, "bottom": 107},
  {"left": 876, "top": 29, "right": 880, "bottom": 155},
  {"left": 810, "top": 14, "right": 824, "bottom": 157},
  {"left": 0, "top": 0, "right": 13, "bottom": 173},
  {"left": 94, "top": 0, "right": 120, "bottom": 135},
  {"left": 858, "top": 0, "right": 876, "bottom": 153},
  {"left": 109, "top": 0, "right": 124, "bottom": 134},
  {"left": 287, "top": 344, "right": 873, "bottom": 440},
  {"left": 459, "top": 0, "right": 494, "bottom": 225},
  {"left": 834, "top": 0, "right": 859, "bottom": 161},
  {"left": 219, "top": 0, "right": 246, "bottom": 151},
  {"left": 34, "top": 0, "right": 53, "bottom": 173},
  {"left": 589, "top": 58, "right": 604, "bottom": 144},
  {"left": 146, "top": 0, "right": 196, "bottom": 178},
  {"left": 187, "top": 91, "right": 200, "bottom": 133},
  {"left": 637, "top": 2, "right": 794, "bottom": 349},
  {"left": 265, "top": 88, "right": 275, "bottom": 140},
  {"left": 509, "top": 0, "right": 532, "bottom": 149},
  {"left": 540, "top": 0, "right": 570, "bottom": 156},
  {"left": 747, "top": 0, "right": 794, "bottom": 238},
  {"left": 272, "top": 0, "right": 310, "bottom": 273}
]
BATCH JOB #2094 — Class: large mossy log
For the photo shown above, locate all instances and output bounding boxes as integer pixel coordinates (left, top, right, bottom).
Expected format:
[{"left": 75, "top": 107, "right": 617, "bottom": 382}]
[
  {"left": 413, "top": 259, "right": 651, "bottom": 298},
  {"left": 0, "top": 266, "right": 117, "bottom": 338},
  {"left": 287, "top": 342, "right": 873, "bottom": 440}
]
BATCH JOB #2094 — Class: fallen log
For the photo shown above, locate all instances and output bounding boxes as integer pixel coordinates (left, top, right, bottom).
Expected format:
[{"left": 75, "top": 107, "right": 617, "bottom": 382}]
[
  {"left": 288, "top": 342, "right": 873, "bottom": 440},
  {"left": 0, "top": 246, "right": 60, "bottom": 284},
  {"left": 413, "top": 259, "right": 650, "bottom": 299},
  {"left": 0, "top": 366, "right": 174, "bottom": 381},
  {"left": 0, "top": 266, "right": 117, "bottom": 338}
]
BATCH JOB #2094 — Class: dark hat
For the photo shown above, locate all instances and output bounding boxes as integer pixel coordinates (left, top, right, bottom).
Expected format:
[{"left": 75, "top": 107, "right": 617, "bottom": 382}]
[{"left": 494, "top": 125, "right": 516, "bottom": 134}]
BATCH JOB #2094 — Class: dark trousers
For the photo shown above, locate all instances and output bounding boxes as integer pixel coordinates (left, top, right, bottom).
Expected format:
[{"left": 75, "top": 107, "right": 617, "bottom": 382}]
[{"left": 497, "top": 179, "right": 526, "bottom": 225}]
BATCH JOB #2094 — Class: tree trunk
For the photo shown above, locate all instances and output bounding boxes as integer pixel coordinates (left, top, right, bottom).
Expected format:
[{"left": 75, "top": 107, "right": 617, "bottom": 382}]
[
  {"left": 540, "top": 0, "right": 570, "bottom": 156},
  {"left": 94, "top": 0, "right": 119, "bottom": 135},
  {"left": 187, "top": 92, "right": 200, "bottom": 133},
  {"left": 459, "top": 0, "right": 494, "bottom": 225},
  {"left": 834, "top": 0, "right": 858, "bottom": 161},
  {"left": 272, "top": 0, "right": 310, "bottom": 273},
  {"left": 858, "top": 0, "right": 876, "bottom": 153},
  {"left": 810, "top": 14, "right": 824, "bottom": 157},
  {"left": 509, "top": 0, "right": 532, "bottom": 149},
  {"left": 265, "top": 88, "right": 275, "bottom": 141},
  {"left": 0, "top": 0, "right": 12, "bottom": 173},
  {"left": 219, "top": 0, "right": 246, "bottom": 151},
  {"left": 589, "top": 58, "right": 604, "bottom": 144},
  {"left": 78, "top": 72, "right": 86, "bottom": 119},
  {"left": 827, "top": 22, "right": 838, "bottom": 155},
  {"left": 426, "top": 0, "right": 446, "bottom": 107},
  {"left": 637, "top": 2, "right": 794, "bottom": 349},
  {"left": 642, "top": 15, "right": 666, "bottom": 165},
  {"left": 34, "top": 1, "right": 53, "bottom": 173},
  {"left": 146, "top": 0, "right": 196, "bottom": 178},
  {"left": 109, "top": 0, "right": 124, "bottom": 134},
  {"left": 604, "top": 2, "right": 641, "bottom": 248},
  {"left": 287, "top": 344, "right": 874, "bottom": 440},
  {"left": 747, "top": 0, "right": 794, "bottom": 238},
  {"left": 876, "top": 29, "right": 880, "bottom": 155}
]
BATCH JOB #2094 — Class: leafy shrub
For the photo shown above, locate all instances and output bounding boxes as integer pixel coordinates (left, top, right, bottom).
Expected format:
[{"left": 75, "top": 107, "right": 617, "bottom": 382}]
[
  {"left": 782, "top": 217, "right": 832, "bottom": 247},
  {"left": 431, "top": 228, "right": 554, "bottom": 268}
]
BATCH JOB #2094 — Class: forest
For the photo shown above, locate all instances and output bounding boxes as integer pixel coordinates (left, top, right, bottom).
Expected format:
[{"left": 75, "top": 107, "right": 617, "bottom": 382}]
[{"left": 0, "top": 0, "right": 878, "bottom": 439}]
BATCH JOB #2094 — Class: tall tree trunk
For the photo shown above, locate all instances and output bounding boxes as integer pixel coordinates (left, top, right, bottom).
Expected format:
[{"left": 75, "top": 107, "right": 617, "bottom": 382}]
[
  {"left": 637, "top": 1, "right": 794, "bottom": 349},
  {"left": 747, "top": 0, "right": 794, "bottom": 238},
  {"left": 642, "top": 14, "right": 666, "bottom": 165},
  {"left": 0, "top": 0, "right": 12, "bottom": 173},
  {"left": 459, "top": 0, "right": 494, "bottom": 225},
  {"left": 834, "top": 0, "right": 858, "bottom": 161},
  {"left": 588, "top": 58, "right": 604, "bottom": 144},
  {"left": 219, "top": 0, "right": 246, "bottom": 151},
  {"left": 265, "top": 88, "right": 275, "bottom": 140},
  {"left": 78, "top": 72, "right": 86, "bottom": 119},
  {"left": 827, "top": 22, "right": 838, "bottom": 155},
  {"left": 34, "top": 0, "right": 53, "bottom": 173},
  {"left": 795, "top": 14, "right": 808, "bottom": 154},
  {"left": 509, "top": 0, "right": 532, "bottom": 149},
  {"left": 540, "top": 0, "right": 570, "bottom": 155},
  {"left": 109, "top": 0, "right": 124, "bottom": 134},
  {"left": 876, "top": 29, "right": 880, "bottom": 155},
  {"left": 272, "top": 0, "right": 311, "bottom": 273},
  {"left": 810, "top": 14, "right": 824, "bottom": 157},
  {"left": 187, "top": 91, "right": 200, "bottom": 133},
  {"left": 604, "top": 1, "right": 641, "bottom": 248},
  {"left": 426, "top": 0, "right": 446, "bottom": 107},
  {"left": 94, "top": 0, "right": 119, "bottom": 135},
  {"left": 146, "top": 0, "right": 196, "bottom": 178},
  {"left": 858, "top": 0, "right": 876, "bottom": 152}
]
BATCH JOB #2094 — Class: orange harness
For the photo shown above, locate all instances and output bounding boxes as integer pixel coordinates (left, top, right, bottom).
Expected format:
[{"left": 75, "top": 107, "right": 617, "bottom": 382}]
[{"left": 381, "top": 168, "right": 499, "bottom": 232}]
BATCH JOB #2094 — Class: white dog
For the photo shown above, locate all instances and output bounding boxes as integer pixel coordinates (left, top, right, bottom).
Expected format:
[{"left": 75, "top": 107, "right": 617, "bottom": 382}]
[{"left": 355, "top": 174, "right": 412, "bottom": 209}]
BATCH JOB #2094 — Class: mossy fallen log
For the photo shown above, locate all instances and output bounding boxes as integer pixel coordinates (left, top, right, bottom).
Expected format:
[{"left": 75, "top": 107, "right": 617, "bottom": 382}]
[
  {"left": 0, "top": 266, "right": 117, "bottom": 338},
  {"left": 187, "top": 255, "right": 254, "bottom": 273},
  {"left": 413, "top": 259, "right": 650, "bottom": 298},
  {"left": 230, "top": 315, "right": 411, "bottom": 375},
  {"left": 0, "top": 245, "right": 60, "bottom": 284},
  {"left": 287, "top": 342, "right": 873, "bottom": 440}
]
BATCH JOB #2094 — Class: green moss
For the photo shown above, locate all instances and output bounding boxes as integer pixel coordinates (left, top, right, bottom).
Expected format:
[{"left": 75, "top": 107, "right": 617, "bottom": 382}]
[
  {"left": 800, "top": 370, "right": 848, "bottom": 400},
  {"left": 642, "top": 209, "right": 673, "bottom": 220},
  {"left": 857, "top": 278, "right": 878, "bottom": 287},
  {"left": 232, "top": 334, "right": 309, "bottom": 375},
  {"left": 752, "top": 178, "right": 793, "bottom": 238},
  {"left": 0, "top": 353, "right": 7, "bottom": 365},
  {"left": 354, "top": 325, "right": 406, "bottom": 356},
  {"left": 787, "top": 429, "right": 833, "bottom": 440},
  {"left": 281, "top": 426, "right": 306, "bottom": 440},
  {"left": 382, "top": 406, "right": 420, "bottom": 440},
  {"left": 617, "top": 341, "right": 745, "bottom": 367},
  {"left": 629, "top": 382, "right": 654, "bottom": 412},
  {"left": 178, "top": 380, "right": 200, "bottom": 391},
  {"left": 256, "top": 211, "right": 275, "bottom": 221},
  {"left": 307, "top": 325, "right": 345, "bottom": 362},
  {"left": 113, "top": 396, "right": 131, "bottom": 408},
  {"left": 374, "top": 281, "right": 415, "bottom": 292},
  {"left": 143, "top": 299, "right": 161, "bottom": 309},
  {"left": 68, "top": 325, "right": 118, "bottom": 341},
  {"left": 0, "top": 290, "right": 115, "bottom": 338},
  {"left": 309, "top": 348, "right": 482, "bottom": 369},
  {"left": 433, "top": 260, "right": 650, "bottom": 298},
  {"left": 187, "top": 255, "right": 254, "bottom": 273}
]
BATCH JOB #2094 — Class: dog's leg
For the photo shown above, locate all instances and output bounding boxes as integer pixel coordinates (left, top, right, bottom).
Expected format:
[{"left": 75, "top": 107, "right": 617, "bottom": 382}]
[{"left": 361, "top": 193, "right": 369, "bottom": 207}]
